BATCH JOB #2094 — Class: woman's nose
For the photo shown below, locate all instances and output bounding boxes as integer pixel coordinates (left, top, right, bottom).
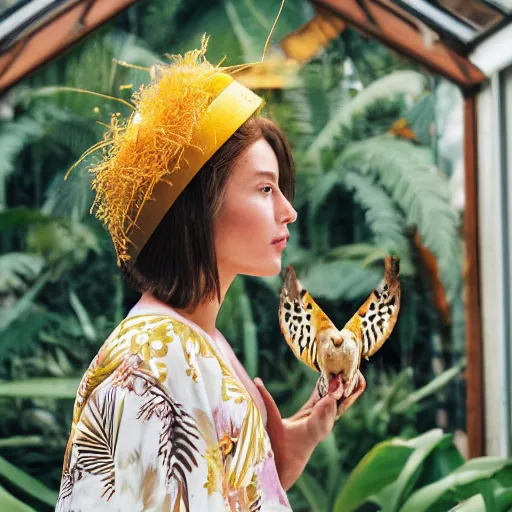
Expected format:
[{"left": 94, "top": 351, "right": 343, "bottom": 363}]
[{"left": 282, "top": 198, "right": 298, "bottom": 224}]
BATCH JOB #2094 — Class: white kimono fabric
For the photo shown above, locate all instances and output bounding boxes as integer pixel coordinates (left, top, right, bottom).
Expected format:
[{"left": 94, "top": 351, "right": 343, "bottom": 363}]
[{"left": 57, "top": 314, "right": 292, "bottom": 511}]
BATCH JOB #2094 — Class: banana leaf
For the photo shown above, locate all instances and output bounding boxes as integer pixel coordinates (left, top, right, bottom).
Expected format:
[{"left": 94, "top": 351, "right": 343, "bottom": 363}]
[
  {"left": 0, "top": 485, "right": 34, "bottom": 512},
  {"left": 0, "top": 378, "right": 80, "bottom": 398},
  {"left": 0, "top": 456, "right": 57, "bottom": 507},
  {"left": 334, "top": 431, "right": 444, "bottom": 512},
  {"left": 400, "top": 457, "right": 512, "bottom": 512}
]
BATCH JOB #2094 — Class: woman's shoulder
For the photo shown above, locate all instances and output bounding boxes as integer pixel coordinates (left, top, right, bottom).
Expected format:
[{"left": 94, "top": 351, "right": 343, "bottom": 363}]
[
  {"left": 110, "top": 313, "right": 224, "bottom": 379},
  {"left": 76, "top": 314, "right": 222, "bottom": 415}
]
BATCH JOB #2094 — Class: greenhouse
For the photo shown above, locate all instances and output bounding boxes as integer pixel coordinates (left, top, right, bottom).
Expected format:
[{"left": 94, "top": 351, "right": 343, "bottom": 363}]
[{"left": 0, "top": 0, "right": 512, "bottom": 510}]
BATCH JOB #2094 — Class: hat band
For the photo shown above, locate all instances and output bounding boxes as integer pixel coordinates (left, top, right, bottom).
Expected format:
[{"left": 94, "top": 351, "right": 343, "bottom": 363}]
[{"left": 127, "top": 79, "right": 264, "bottom": 261}]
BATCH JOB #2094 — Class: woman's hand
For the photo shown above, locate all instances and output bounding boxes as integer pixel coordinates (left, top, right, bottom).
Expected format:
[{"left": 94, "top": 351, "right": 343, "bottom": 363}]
[{"left": 254, "top": 372, "right": 366, "bottom": 491}]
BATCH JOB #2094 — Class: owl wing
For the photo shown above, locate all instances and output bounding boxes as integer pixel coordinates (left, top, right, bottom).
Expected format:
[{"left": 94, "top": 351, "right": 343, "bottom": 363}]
[
  {"left": 344, "top": 256, "right": 401, "bottom": 359},
  {"left": 279, "top": 265, "right": 336, "bottom": 373}
]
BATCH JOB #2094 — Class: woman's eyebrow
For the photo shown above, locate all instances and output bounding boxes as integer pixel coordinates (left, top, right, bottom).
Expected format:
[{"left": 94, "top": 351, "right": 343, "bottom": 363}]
[{"left": 254, "top": 170, "right": 278, "bottom": 182}]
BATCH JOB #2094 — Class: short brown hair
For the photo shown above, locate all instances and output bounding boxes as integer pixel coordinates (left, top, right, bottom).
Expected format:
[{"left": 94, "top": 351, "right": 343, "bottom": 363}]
[{"left": 120, "top": 115, "right": 296, "bottom": 309}]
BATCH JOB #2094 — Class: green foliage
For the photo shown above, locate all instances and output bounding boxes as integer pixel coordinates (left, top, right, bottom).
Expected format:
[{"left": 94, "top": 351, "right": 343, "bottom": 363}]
[
  {"left": 338, "top": 136, "right": 461, "bottom": 301},
  {"left": 0, "top": 1, "right": 471, "bottom": 510},
  {"left": 0, "top": 254, "right": 44, "bottom": 293},
  {"left": 307, "top": 70, "right": 425, "bottom": 162},
  {"left": 333, "top": 429, "right": 512, "bottom": 512},
  {"left": 0, "top": 455, "right": 57, "bottom": 507}
]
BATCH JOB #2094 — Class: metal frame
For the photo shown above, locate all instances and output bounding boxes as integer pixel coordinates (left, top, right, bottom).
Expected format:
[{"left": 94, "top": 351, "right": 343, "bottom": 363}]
[
  {"left": 0, "top": 0, "right": 140, "bottom": 92},
  {"left": 475, "top": 74, "right": 511, "bottom": 457},
  {"left": 312, "top": 0, "right": 486, "bottom": 91}
]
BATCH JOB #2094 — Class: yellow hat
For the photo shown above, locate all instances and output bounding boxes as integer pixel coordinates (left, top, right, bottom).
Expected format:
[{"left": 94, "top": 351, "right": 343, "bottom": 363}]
[{"left": 75, "top": 36, "right": 264, "bottom": 264}]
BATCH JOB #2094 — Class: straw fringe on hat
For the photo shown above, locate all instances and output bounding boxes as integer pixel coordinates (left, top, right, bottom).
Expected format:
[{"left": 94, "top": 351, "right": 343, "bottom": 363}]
[{"left": 72, "top": 36, "right": 264, "bottom": 264}]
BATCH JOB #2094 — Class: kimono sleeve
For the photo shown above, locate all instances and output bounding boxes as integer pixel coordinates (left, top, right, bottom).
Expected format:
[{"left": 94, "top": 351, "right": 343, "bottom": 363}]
[{"left": 56, "top": 318, "right": 227, "bottom": 511}]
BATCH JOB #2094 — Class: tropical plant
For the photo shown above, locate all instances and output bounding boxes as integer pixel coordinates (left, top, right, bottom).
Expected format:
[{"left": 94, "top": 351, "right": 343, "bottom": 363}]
[
  {"left": 0, "top": 0, "right": 470, "bottom": 510},
  {"left": 287, "top": 362, "right": 466, "bottom": 511},
  {"left": 334, "top": 429, "right": 512, "bottom": 512}
]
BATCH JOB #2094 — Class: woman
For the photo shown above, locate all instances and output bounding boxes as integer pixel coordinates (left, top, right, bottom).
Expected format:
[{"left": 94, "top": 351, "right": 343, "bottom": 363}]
[{"left": 57, "top": 40, "right": 365, "bottom": 511}]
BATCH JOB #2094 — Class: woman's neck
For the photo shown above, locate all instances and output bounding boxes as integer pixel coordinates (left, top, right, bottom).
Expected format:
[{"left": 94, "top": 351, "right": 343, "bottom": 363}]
[{"left": 135, "top": 269, "right": 235, "bottom": 337}]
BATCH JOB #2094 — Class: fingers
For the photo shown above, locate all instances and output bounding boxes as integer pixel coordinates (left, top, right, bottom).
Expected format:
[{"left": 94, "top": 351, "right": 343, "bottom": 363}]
[
  {"left": 336, "top": 371, "right": 366, "bottom": 418},
  {"left": 304, "top": 381, "right": 322, "bottom": 409},
  {"left": 254, "top": 378, "right": 282, "bottom": 423},
  {"left": 288, "top": 384, "right": 321, "bottom": 422},
  {"left": 308, "top": 393, "right": 337, "bottom": 443}
]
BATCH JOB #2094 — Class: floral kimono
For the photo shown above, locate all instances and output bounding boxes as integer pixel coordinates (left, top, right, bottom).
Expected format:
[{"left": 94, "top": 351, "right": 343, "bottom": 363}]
[{"left": 57, "top": 313, "right": 292, "bottom": 511}]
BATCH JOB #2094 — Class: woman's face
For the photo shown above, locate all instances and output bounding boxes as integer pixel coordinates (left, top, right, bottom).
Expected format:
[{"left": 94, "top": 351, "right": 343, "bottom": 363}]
[{"left": 214, "top": 138, "right": 297, "bottom": 278}]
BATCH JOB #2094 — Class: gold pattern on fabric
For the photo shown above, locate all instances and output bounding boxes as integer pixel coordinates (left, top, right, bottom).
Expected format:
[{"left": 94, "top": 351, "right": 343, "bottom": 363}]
[
  {"left": 196, "top": 338, "right": 267, "bottom": 491},
  {"left": 172, "top": 321, "right": 215, "bottom": 381},
  {"left": 59, "top": 315, "right": 281, "bottom": 510}
]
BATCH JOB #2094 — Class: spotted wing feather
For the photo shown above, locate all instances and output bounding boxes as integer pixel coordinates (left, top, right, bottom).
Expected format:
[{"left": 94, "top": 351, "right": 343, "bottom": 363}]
[
  {"left": 279, "top": 265, "right": 335, "bottom": 373},
  {"left": 345, "top": 256, "right": 401, "bottom": 359}
]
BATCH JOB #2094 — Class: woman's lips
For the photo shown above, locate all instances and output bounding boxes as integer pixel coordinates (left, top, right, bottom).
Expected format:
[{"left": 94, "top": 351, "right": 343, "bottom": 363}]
[{"left": 271, "top": 236, "right": 289, "bottom": 250}]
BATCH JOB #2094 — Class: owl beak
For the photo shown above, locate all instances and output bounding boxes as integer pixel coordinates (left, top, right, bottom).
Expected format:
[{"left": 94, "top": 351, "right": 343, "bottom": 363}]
[{"left": 332, "top": 337, "right": 343, "bottom": 347}]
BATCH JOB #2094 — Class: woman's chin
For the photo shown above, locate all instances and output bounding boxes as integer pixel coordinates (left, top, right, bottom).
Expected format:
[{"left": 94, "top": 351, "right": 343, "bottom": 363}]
[{"left": 240, "top": 259, "right": 283, "bottom": 278}]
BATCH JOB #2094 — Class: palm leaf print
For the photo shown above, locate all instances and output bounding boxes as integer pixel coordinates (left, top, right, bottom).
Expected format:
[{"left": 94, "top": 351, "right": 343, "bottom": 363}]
[
  {"left": 132, "top": 369, "right": 201, "bottom": 512},
  {"left": 74, "top": 385, "right": 121, "bottom": 500}
]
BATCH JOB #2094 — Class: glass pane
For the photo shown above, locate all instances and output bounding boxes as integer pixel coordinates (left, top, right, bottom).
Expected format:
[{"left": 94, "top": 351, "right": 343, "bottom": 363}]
[
  {"left": 489, "top": 0, "right": 512, "bottom": 11},
  {"left": 0, "top": 0, "right": 31, "bottom": 21},
  {"left": 433, "top": 0, "right": 505, "bottom": 30},
  {"left": 395, "top": 0, "right": 476, "bottom": 42}
]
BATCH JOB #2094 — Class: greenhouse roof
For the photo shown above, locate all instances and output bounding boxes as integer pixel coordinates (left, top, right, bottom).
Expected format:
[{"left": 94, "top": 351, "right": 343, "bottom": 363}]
[
  {"left": 390, "top": 0, "right": 511, "bottom": 48},
  {"left": 313, "top": 0, "right": 512, "bottom": 90},
  {"left": 0, "top": 0, "right": 138, "bottom": 91},
  {"left": 0, "top": 0, "right": 511, "bottom": 92}
]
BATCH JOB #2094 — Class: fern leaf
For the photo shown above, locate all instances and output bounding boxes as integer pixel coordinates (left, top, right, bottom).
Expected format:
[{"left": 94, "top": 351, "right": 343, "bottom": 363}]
[
  {"left": 308, "top": 170, "right": 343, "bottom": 221},
  {"left": 0, "top": 116, "right": 42, "bottom": 182},
  {"left": 42, "top": 171, "right": 93, "bottom": 221},
  {"left": 0, "top": 253, "right": 45, "bottom": 293},
  {"left": 301, "top": 260, "right": 382, "bottom": 301},
  {"left": 404, "top": 93, "right": 435, "bottom": 147},
  {"left": 307, "top": 71, "right": 425, "bottom": 161},
  {"left": 339, "top": 135, "right": 461, "bottom": 301},
  {"left": 343, "top": 171, "right": 411, "bottom": 262}
]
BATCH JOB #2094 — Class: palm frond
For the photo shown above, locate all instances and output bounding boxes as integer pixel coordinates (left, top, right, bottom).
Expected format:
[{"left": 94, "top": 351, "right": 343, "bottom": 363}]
[
  {"left": 342, "top": 171, "right": 411, "bottom": 263},
  {"left": 0, "top": 271, "right": 51, "bottom": 333},
  {"left": 0, "top": 253, "right": 44, "bottom": 293},
  {"left": 307, "top": 71, "right": 425, "bottom": 162},
  {"left": 224, "top": 0, "right": 261, "bottom": 62},
  {"left": 74, "top": 386, "right": 119, "bottom": 500},
  {"left": 26, "top": 220, "right": 102, "bottom": 269},
  {"left": 0, "top": 116, "right": 43, "bottom": 206},
  {"left": 301, "top": 260, "right": 382, "bottom": 301},
  {"left": 27, "top": 32, "right": 160, "bottom": 121},
  {"left": 0, "top": 308, "right": 56, "bottom": 364},
  {"left": 339, "top": 135, "right": 461, "bottom": 301}
]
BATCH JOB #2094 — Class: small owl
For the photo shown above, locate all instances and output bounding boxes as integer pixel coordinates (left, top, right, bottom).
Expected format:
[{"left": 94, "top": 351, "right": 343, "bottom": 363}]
[{"left": 279, "top": 256, "right": 401, "bottom": 417}]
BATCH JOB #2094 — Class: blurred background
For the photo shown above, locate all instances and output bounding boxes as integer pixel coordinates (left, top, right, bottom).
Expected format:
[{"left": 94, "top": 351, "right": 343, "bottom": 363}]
[{"left": 0, "top": 0, "right": 511, "bottom": 511}]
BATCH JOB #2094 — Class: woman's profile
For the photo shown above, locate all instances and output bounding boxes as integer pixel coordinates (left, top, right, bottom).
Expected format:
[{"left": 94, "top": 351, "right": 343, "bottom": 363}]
[{"left": 56, "top": 37, "right": 365, "bottom": 511}]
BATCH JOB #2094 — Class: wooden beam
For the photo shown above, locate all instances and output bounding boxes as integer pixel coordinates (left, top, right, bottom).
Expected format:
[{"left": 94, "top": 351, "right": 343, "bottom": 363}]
[
  {"left": 0, "top": 0, "right": 141, "bottom": 92},
  {"left": 311, "top": 0, "right": 486, "bottom": 90},
  {"left": 464, "top": 95, "right": 485, "bottom": 458}
]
